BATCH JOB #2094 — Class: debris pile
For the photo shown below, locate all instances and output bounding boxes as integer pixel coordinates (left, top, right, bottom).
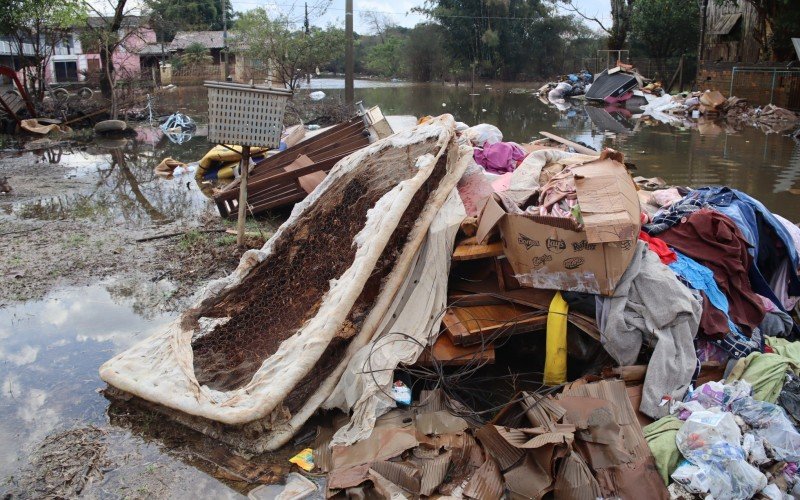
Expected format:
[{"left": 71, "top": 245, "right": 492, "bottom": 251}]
[
  {"left": 100, "top": 113, "right": 800, "bottom": 499},
  {"left": 642, "top": 90, "right": 800, "bottom": 133}
]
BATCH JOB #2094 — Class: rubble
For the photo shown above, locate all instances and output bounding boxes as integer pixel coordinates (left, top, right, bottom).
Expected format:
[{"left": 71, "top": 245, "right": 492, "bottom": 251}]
[{"left": 99, "top": 107, "right": 800, "bottom": 498}]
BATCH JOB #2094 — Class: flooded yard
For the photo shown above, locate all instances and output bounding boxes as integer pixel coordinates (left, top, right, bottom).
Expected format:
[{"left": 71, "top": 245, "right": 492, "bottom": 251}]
[{"left": 1, "top": 79, "right": 799, "bottom": 497}]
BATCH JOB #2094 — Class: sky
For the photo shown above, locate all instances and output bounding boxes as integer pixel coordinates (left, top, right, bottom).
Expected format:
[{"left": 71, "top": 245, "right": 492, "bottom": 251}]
[{"left": 227, "top": 0, "right": 612, "bottom": 33}]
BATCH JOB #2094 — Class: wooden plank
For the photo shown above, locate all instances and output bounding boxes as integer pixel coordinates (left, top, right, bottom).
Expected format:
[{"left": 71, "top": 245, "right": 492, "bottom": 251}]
[
  {"left": 442, "top": 304, "right": 548, "bottom": 346},
  {"left": 538, "top": 131, "right": 598, "bottom": 156},
  {"left": 283, "top": 154, "right": 325, "bottom": 194},
  {"left": 452, "top": 241, "right": 504, "bottom": 261},
  {"left": 416, "top": 334, "right": 495, "bottom": 367}
]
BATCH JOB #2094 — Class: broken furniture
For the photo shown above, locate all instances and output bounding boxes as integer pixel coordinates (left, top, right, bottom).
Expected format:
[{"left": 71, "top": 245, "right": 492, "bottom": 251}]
[{"left": 213, "top": 115, "right": 371, "bottom": 218}]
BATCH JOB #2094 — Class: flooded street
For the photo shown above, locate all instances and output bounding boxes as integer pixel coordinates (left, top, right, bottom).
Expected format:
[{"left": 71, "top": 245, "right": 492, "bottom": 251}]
[{"left": 1, "top": 79, "right": 799, "bottom": 497}]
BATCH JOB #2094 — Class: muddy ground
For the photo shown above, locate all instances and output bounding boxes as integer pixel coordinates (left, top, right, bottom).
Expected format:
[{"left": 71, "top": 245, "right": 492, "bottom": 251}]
[{"left": 0, "top": 129, "right": 296, "bottom": 499}]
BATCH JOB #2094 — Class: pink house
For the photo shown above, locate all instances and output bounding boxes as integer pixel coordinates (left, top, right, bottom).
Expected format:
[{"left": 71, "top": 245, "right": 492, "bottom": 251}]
[{"left": 46, "top": 16, "right": 164, "bottom": 83}]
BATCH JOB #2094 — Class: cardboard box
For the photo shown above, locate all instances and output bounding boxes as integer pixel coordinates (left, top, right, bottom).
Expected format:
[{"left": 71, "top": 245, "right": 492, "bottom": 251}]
[{"left": 476, "top": 157, "right": 640, "bottom": 296}]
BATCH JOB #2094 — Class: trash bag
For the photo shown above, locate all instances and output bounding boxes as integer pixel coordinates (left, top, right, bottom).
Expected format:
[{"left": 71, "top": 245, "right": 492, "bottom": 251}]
[
  {"left": 309, "top": 91, "right": 326, "bottom": 101},
  {"left": 548, "top": 82, "right": 572, "bottom": 101},
  {"left": 675, "top": 410, "right": 767, "bottom": 500},
  {"left": 464, "top": 124, "right": 503, "bottom": 148},
  {"left": 732, "top": 396, "right": 800, "bottom": 462}
]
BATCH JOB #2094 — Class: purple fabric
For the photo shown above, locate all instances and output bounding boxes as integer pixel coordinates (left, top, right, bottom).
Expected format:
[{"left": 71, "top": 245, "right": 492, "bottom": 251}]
[{"left": 473, "top": 142, "right": 527, "bottom": 174}]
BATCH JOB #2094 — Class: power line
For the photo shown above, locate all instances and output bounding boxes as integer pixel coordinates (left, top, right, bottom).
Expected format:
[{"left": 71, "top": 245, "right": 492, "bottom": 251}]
[{"left": 232, "top": 0, "right": 591, "bottom": 21}]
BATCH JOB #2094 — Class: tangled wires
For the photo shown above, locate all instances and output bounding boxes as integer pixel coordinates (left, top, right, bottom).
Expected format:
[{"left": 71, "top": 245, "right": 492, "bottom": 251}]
[{"left": 361, "top": 293, "right": 567, "bottom": 427}]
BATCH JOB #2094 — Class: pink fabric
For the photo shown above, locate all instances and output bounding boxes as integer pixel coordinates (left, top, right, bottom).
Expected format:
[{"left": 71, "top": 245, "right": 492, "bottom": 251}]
[
  {"left": 491, "top": 172, "right": 513, "bottom": 193},
  {"left": 473, "top": 142, "right": 527, "bottom": 174},
  {"left": 652, "top": 188, "right": 683, "bottom": 208}
]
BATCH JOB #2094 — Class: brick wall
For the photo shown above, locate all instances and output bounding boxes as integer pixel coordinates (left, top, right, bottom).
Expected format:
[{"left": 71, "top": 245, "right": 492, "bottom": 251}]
[{"left": 698, "top": 61, "right": 800, "bottom": 110}]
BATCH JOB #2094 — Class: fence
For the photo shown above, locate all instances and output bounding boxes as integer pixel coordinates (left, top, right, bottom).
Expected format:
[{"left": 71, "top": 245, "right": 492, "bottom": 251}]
[
  {"left": 169, "top": 64, "right": 227, "bottom": 86},
  {"left": 729, "top": 67, "right": 800, "bottom": 110}
]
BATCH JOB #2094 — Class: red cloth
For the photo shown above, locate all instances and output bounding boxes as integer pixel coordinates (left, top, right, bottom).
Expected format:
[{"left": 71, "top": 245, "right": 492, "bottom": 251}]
[
  {"left": 658, "top": 209, "right": 765, "bottom": 333},
  {"left": 638, "top": 231, "right": 677, "bottom": 264}
]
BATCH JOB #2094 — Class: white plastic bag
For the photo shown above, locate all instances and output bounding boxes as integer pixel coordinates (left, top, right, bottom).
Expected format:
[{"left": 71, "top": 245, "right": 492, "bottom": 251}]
[
  {"left": 733, "top": 396, "right": 800, "bottom": 462},
  {"left": 675, "top": 411, "right": 767, "bottom": 499},
  {"left": 464, "top": 124, "right": 502, "bottom": 148}
]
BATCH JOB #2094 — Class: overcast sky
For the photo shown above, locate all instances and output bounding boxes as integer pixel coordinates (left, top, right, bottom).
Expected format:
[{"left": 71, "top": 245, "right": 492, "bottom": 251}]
[
  {"left": 105, "top": 0, "right": 611, "bottom": 34},
  {"left": 227, "top": 0, "right": 612, "bottom": 33}
]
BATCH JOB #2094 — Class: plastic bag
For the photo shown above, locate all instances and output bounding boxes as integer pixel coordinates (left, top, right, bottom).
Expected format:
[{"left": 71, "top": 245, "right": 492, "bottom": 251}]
[
  {"left": 675, "top": 410, "right": 767, "bottom": 499},
  {"left": 732, "top": 396, "right": 800, "bottom": 462},
  {"left": 464, "top": 124, "right": 502, "bottom": 148},
  {"left": 547, "top": 82, "right": 573, "bottom": 101}
]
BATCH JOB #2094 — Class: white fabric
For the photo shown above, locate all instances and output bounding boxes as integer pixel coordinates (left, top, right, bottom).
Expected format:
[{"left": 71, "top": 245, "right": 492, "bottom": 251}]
[
  {"left": 325, "top": 189, "right": 466, "bottom": 445},
  {"left": 99, "top": 117, "right": 456, "bottom": 427}
]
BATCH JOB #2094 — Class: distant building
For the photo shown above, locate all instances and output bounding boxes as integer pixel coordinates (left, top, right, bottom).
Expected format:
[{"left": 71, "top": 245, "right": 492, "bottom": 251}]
[
  {"left": 168, "top": 31, "right": 234, "bottom": 67},
  {"left": 701, "top": 1, "right": 760, "bottom": 64}
]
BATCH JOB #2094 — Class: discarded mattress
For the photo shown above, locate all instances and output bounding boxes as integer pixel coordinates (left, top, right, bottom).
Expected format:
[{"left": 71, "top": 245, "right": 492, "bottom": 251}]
[
  {"left": 585, "top": 69, "right": 638, "bottom": 102},
  {"left": 100, "top": 115, "right": 467, "bottom": 453}
]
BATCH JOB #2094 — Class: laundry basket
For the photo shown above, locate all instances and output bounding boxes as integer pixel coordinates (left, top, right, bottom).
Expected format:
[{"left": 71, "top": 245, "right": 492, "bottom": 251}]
[{"left": 204, "top": 81, "right": 292, "bottom": 148}]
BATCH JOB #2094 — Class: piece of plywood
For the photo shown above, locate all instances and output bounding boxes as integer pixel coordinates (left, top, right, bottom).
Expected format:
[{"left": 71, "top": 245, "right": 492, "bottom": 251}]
[
  {"left": 283, "top": 154, "right": 327, "bottom": 194},
  {"left": 442, "top": 304, "right": 547, "bottom": 346},
  {"left": 452, "top": 241, "right": 504, "bottom": 261},
  {"left": 416, "top": 334, "right": 495, "bottom": 366}
]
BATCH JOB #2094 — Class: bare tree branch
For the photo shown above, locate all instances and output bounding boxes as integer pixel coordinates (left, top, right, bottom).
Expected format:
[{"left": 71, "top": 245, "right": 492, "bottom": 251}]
[{"left": 558, "top": 0, "right": 611, "bottom": 34}]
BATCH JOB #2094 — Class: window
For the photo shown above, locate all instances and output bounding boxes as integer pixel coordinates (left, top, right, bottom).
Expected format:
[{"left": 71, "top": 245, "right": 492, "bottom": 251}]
[{"left": 54, "top": 61, "right": 78, "bottom": 82}]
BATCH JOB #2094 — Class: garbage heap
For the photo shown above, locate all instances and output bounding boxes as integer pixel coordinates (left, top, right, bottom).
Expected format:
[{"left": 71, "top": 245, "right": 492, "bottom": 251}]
[
  {"left": 101, "top": 115, "right": 800, "bottom": 499},
  {"left": 643, "top": 89, "right": 800, "bottom": 133}
]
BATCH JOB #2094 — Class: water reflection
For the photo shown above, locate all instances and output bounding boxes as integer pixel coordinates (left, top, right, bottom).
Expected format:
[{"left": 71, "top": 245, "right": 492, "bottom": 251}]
[
  {"left": 329, "top": 85, "right": 800, "bottom": 221},
  {"left": 1, "top": 128, "right": 217, "bottom": 228},
  {"left": 0, "top": 284, "right": 176, "bottom": 477}
]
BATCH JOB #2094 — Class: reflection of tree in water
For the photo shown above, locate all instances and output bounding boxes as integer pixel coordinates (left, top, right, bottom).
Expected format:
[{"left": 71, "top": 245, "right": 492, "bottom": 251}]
[
  {"left": 105, "top": 276, "right": 181, "bottom": 321},
  {"left": 99, "top": 140, "right": 206, "bottom": 227}
]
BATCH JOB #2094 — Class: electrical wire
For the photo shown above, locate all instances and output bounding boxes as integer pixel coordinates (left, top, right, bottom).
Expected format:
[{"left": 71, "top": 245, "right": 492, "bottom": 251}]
[{"left": 359, "top": 293, "right": 566, "bottom": 427}]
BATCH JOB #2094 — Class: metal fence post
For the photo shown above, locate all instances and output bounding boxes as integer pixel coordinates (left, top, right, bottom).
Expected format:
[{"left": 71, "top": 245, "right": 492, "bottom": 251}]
[
  {"left": 729, "top": 67, "right": 736, "bottom": 98},
  {"left": 770, "top": 69, "right": 777, "bottom": 105}
]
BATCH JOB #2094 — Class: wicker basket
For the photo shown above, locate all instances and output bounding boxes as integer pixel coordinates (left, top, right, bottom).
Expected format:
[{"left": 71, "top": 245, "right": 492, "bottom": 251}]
[{"left": 204, "top": 81, "right": 292, "bottom": 148}]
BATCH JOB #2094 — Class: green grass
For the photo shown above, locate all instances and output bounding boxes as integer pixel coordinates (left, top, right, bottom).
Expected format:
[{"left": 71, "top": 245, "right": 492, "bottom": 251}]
[
  {"left": 177, "top": 229, "right": 206, "bottom": 250},
  {"left": 214, "top": 234, "right": 237, "bottom": 246}
]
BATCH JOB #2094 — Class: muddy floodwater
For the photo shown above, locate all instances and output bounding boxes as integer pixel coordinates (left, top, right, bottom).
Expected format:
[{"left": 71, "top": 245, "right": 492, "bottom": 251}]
[{"left": 1, "top": 79, "right": 799, "bottom": 497}]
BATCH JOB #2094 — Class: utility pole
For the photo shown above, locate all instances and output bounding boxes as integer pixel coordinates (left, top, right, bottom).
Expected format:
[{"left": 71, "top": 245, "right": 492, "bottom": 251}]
[
  {"left": 222, "top": 0, "right": 229, "bottom": 79},
  {"left": 305, "top": 2, "right": 311, "bottom": 85},
  {"left": 345, "top": 0, "right": 354, "bottom": 105}
]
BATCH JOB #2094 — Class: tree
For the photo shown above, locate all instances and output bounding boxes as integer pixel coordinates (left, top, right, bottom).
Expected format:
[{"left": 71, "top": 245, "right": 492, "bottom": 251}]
[
  {"left": 234, "top": 8, "right": 345, "bottom": 90},
  {"left": 558, "top": 0, "right": 635, "bottom": 51},
  {"left": 0, "top": 0, "right": 87, "bottom": 101},
  {"left": 417, "top": 0, "right": 593, "bottom": 80},
  {"left": 631, "top": 0, "right": 698, "bottom": 77},
  {"left": 365, "top": 36, "right": 405, "bottom": 77},
  {"left": 79, "top": 0, "right": 136, "bottom": 113},
  {"left": 181, "top": 42, "right": 212, "bottom": 66},
  {"left": 715, "top": 0, "right": 800, "bottom": 61},
  {"left": 145, "top": 0, "right": 234, "bottom": 42},
  {"left": 405, "top": 23, "right": 449, "bottom": 81}
]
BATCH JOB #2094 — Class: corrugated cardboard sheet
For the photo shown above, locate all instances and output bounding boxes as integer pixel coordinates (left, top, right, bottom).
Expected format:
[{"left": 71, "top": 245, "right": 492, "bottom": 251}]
[{"left": 463, "top": 458, "right": 504, "bottom": 500}]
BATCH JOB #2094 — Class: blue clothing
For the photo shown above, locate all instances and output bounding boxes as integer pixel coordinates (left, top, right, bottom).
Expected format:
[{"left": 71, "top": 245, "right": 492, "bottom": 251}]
[
  {"left": 687, "top": 187, "right": 800, "bottom": 322},
  {"left": 669, "top": 250, "right": 760, "bottom": 358}
]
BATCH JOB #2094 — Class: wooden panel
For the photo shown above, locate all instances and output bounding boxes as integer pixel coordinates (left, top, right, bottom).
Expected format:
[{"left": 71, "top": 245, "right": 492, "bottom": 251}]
[
  {"left": 442, "top": 304, "right": 547, "bottom": 346},
  {"left": 415, "top": 334, "right": 495, "bottom": 366},
  {"left": 452, "top": 241, "right": 505, "bottom": 261}
]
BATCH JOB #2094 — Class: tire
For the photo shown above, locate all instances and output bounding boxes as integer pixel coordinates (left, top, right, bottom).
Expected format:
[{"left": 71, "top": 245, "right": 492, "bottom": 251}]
[{"left": 94, "top": 119, "right": 128, "bottom": 134}]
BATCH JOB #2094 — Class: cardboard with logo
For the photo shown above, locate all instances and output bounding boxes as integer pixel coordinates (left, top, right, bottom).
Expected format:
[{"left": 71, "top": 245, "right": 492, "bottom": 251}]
[{"left": 476, "top": 156, "right": 640, "bottom": 296}]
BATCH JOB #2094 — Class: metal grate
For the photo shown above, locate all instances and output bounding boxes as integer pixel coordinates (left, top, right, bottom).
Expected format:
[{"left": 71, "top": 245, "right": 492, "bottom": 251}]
[{"left": 204, "top": 80, "right": 292, "bottom": 147}]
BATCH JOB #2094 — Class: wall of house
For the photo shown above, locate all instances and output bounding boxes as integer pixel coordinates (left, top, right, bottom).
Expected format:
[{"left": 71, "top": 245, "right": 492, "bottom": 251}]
[
  {"left": 111, "top": 27, "right": 156, "bottom": 78},
  {"left": 703, "top": 1, "right": 760, "bottom": 64}
]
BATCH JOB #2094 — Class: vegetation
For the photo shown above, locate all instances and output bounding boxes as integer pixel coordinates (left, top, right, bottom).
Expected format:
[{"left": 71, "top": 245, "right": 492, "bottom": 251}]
[
  {"left": 413, "top": 0, "right": 598, "bottom": 80},
  {"left": 145, "top": 0, "right": 234, "bottom": 43},
  {"left": 0, "top": 0, "right": 87, "bottom": 100},
  {"left": 180, "top": 42, "right": 213, "bottom": 66},
  {"left": 234, "top": 8, "right": 345, "bottom": 90},
  {"left": 630, "top": 0, "right": 699, "bottom": 78}
]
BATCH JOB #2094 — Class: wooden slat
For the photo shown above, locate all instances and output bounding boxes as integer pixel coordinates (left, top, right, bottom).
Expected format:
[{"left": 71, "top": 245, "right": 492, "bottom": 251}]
[
  {"left": 452, "top": 241, "right": 505, "bottom": 261},
  {"left": 442, "top": 304, "right": 548, "bottom": 346},
  {"left": 416, "top": 335, "right": 496, "bottom": 366}
]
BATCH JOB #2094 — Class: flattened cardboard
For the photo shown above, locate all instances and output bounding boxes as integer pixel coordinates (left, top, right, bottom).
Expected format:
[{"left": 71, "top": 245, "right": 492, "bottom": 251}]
[{"left": 476, "top": 157, "right": 639, "bottom": 295}]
